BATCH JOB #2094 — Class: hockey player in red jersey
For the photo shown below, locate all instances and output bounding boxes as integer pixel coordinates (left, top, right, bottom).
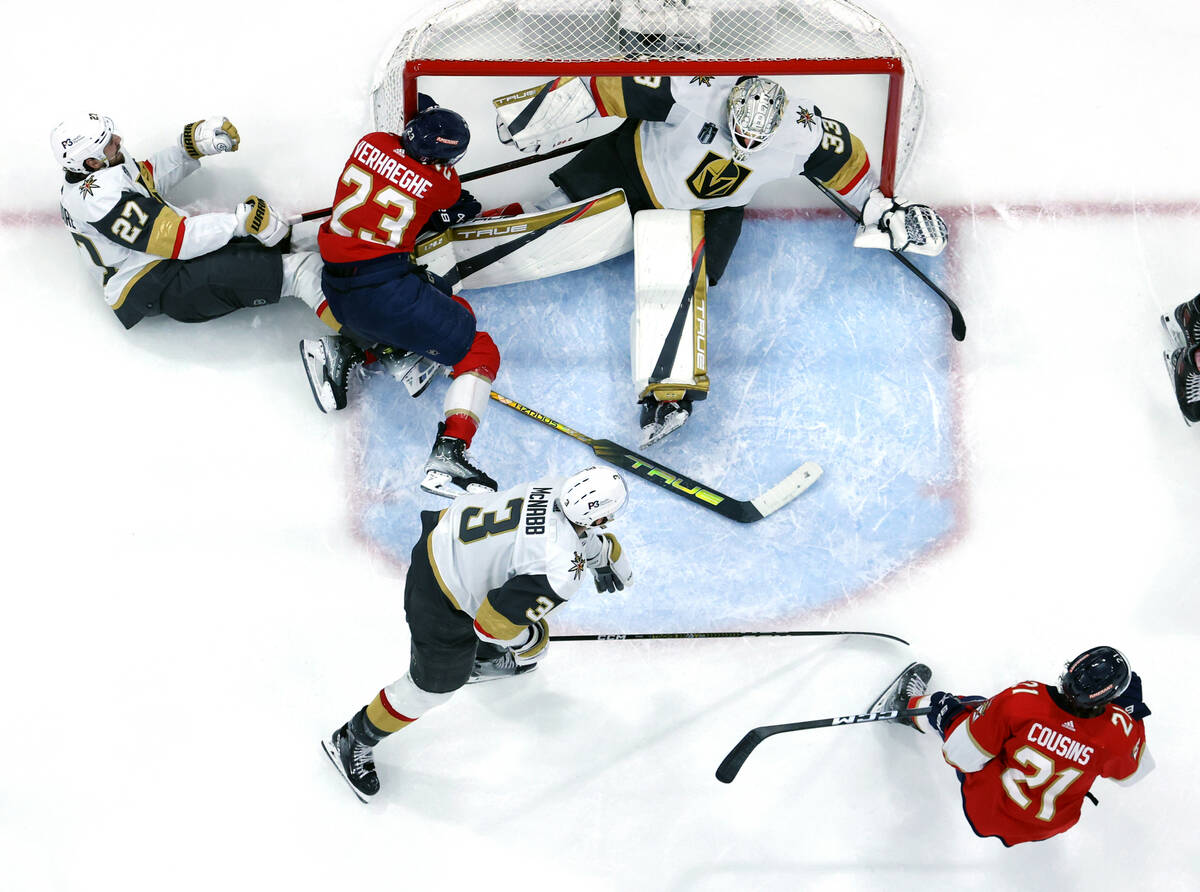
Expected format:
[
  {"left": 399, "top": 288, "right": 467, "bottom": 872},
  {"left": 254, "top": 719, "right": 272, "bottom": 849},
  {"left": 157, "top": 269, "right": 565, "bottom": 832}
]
[
  {"left": 301, "top": 103, "right": 497, "bottom": 496},
  {"left": 320, "top": 467, "right": 634, "bottom": 802},
  {"left": 876, "top": 647, "right": 1153, "bottom": 846}
]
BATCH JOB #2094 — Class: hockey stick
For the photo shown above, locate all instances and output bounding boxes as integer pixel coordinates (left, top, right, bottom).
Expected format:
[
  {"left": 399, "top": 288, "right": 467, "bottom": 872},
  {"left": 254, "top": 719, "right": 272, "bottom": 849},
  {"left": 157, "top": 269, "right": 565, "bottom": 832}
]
[
  {"left": 649, "top": 237, "right": 706, "bottom": 384},
  {"left": 293, "top": 138, "right": 600, "bottom": 224},
  {"left": 806, "top": 176, "right": 966, "bottom": 342},
  {"left": 715, "top": 706, "right": 934, "bottom": 783},
  {"left": 490, "top": 390, "right": 822, "bottom": 523},
  {"left": 552, "top": 630, "right": 909, "bottom": 644}
]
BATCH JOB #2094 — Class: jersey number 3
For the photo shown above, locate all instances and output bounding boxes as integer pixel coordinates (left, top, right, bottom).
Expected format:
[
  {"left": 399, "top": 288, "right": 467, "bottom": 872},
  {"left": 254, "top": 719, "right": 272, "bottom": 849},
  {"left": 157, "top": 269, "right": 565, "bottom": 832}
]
[{"left": 329, "top": 165, "right": 416, "bottom": 247}]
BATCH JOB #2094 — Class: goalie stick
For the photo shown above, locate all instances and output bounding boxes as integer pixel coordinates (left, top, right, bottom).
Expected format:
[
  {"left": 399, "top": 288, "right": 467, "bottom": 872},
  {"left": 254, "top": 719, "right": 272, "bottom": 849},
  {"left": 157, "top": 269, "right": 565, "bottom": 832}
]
[
  {"left": 490, "top": 391, "right": 822, "bottom": 523},
  {"left": 293, "top": 138, "right": 600, "bottom": 223},
  {"left": 806, "top": 175, "right": 966, "bottom": 342},
  {"left": 552, "top": 629, "right": 909, "bottom": 645}
]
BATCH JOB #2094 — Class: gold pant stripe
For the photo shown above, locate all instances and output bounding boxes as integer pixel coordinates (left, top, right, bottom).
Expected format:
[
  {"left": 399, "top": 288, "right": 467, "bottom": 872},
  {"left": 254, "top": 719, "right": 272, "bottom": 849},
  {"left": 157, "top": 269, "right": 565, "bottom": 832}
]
[{"left": 366, "top": 691, "right": 415, "bottom": 733}]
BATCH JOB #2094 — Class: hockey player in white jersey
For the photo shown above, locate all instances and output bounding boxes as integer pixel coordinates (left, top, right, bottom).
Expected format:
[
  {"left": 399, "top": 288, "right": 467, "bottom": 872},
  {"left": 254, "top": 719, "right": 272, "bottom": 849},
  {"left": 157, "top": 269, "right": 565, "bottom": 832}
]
[
  {"left": 321, "top": 467, "right": 634, "bottom": 802},
  {"left": 51, "top": 112, "right": 330, "bottom": 331},
  {"left": 495, "top": 75, "right": 948, "bottom": 445}
]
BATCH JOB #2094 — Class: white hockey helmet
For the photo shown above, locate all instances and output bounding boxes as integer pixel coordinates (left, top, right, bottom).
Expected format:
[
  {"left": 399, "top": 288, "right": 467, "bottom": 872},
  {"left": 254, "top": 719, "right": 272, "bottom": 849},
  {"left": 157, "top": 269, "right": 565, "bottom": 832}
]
[
  {"left": 50, "top": 113, "right": 117, "bottom": 173},
  {"left": 558, "top": 467, "right": 628, "bottom": 528},
  {"left": 727, "top": 77, "right": 787, "bottom": 161}
]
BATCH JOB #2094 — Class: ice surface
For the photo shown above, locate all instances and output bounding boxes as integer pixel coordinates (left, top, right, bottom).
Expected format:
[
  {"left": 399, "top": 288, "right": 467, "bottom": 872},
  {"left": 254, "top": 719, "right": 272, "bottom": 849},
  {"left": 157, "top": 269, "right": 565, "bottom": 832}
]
[{"left": 3, "top": 2, "right": 1198, "bottom": 890}]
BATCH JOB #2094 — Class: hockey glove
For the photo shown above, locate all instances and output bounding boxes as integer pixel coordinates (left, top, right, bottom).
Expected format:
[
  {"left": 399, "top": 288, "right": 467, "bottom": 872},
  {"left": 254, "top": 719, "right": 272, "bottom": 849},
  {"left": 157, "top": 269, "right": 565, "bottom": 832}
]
[
  {"left": 584, "top": 532, "right": 633, "bottom": 593},
  {"left": 235, "top": 195, "right": 290, "bottom": 248},
  {"left": 513, "top": 618, "right": 550, "bottom": 667},
  {"left": 180, "top": 117, "right": 241, "bottom": 158},
  {"left": 853, "top": 188, "right": 948, "bottom": 257},
  {"left": 1112, "top": 671, "right": 1151, "bottom": 720},
  {"left": 494, "top": 76, "right": 597, "bottom": 154},
  {"left": 928, "top": 692, "right": 985, "bottom": 740},
  {"left": 420, "top": 189, "right": 483, "bottom": 236}
]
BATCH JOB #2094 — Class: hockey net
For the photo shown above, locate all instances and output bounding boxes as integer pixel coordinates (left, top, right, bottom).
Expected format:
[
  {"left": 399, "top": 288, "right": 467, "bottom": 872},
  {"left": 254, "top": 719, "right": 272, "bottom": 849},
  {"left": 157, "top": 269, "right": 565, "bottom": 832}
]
[{"left": 370, "top": 0, "right": 924, "bottom": 201}]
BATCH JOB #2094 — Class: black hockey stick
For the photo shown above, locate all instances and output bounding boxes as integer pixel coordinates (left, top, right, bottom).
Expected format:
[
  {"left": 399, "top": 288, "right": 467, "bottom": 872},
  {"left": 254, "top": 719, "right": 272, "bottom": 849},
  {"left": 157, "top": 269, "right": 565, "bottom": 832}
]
[
  {"left": 294, "top": 138, "right": 600, "bottom": 223},
  {"left": 716, "top": 706, "right": 934, "bottom": 783},
  {"left": 447, "top": 193, "right": 612, "bottom": 286},
  {"left": 552, "top": 629, "right": 909, "bottom": 644},
  {"left": 806, "top": 176, "right": 966, "bottom": 342},
  {"left": 649, "top": 236, "right": 706, "bottom": 384},
  {"left": 490, "top": 391, "right": 822, "bottom": 523}
]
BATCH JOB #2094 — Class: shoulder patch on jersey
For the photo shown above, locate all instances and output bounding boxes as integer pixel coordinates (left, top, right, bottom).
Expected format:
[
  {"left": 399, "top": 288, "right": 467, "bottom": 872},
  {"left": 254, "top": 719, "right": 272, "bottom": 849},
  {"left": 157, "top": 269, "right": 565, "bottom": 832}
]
[
  {"left": 78, "top": 175, "right": 100, "bottom": 198},
  {"left": 697, "top": 122, "right": 718, "bottom": 144},
  {"left": 689, "top": 76, "right": 715, "bottom": 87},
  {"left": 795, "top": 106, "right": 816, "bottom": 130},
  {"left": 569, "top": 550, "right": 585, "bottom": 580},
  {"left": 973, "top": 699, "right": 991, "bottom": 718}
]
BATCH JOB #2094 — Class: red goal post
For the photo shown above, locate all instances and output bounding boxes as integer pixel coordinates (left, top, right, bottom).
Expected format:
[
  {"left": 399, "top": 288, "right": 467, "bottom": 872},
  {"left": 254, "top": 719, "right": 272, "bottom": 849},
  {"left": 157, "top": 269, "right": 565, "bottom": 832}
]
[{"left": 370, "top": 0, "right": 924, "bottom": 204}]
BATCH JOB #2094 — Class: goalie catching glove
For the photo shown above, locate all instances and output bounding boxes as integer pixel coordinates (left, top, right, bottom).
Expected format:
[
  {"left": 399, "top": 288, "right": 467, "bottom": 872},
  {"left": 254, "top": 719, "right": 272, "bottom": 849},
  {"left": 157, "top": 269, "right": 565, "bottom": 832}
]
[
  {"left": 584, "top": 532, "right": 633, "bottom": 593},
  {"left": 180, "top": 117, "right": 240, "bottom": 158},
  {"left": 235, "top": 195, "right": 290, "bottom": 247},
  {"left": 495, "top": 76, "right": 597, "bottom": 155},
  {"left": 853, "top": 188, "right": 948, "bottom": 257}
]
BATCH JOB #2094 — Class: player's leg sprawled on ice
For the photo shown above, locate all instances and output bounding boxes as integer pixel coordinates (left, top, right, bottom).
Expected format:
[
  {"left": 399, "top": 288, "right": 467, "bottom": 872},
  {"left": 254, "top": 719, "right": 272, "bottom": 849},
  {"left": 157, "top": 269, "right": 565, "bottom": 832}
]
[
  {"left": 491, "top": 73, "right": 947, "bottom": 445},
  {"left": 322, "top": 468, "right": 633, "bottom": 801},
  {"left": 310, "top": 104, "right": 504, "bottom": 495},
  {"left": 880, "top": 646, "right": 1153, "bottom": 847}
]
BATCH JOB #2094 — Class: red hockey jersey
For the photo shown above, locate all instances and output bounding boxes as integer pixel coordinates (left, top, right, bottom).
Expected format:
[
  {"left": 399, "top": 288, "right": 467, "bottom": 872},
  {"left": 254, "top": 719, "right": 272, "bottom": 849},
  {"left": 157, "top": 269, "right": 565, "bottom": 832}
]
[
  {"left": 942, "top": 681, "right": 1150, "bottom": 846},
  {"left": 317, "top": 131, "right": 461, "bottom": 263}
]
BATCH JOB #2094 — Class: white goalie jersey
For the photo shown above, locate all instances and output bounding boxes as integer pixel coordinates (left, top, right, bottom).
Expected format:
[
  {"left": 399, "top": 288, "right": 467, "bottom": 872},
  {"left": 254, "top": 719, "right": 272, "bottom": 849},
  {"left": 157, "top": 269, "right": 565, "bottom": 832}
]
[{"left": 621, "top": 75, "right": 874, "bottom": 211}]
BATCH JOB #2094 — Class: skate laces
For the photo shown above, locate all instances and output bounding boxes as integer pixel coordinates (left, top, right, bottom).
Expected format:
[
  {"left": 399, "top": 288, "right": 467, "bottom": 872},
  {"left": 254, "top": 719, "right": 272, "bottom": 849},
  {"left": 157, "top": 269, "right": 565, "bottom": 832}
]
[{"left": 350, "top": 743, "right": 375, "bottom": 774}]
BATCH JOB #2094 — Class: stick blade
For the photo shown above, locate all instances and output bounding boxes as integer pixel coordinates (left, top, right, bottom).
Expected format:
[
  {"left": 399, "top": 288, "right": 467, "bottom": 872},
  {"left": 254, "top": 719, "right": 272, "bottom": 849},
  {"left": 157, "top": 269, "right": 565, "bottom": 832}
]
[
  {"left": 715, "top": 728, "right": 768, "bottom": 784},
  {"left": 746, "top": 461, "right": 822, "bottom": 521}
]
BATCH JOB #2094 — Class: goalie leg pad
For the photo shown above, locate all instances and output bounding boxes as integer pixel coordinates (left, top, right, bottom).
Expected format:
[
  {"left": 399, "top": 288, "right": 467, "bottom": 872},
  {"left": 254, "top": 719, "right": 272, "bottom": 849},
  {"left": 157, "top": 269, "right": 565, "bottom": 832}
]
[{"left": 631, "top": 208, "right": 711, "bottom": 404}]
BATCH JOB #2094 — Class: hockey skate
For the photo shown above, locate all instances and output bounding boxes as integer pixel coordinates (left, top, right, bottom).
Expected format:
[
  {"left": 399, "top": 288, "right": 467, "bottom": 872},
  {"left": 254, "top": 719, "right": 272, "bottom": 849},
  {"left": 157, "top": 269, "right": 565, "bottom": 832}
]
[
  {"left": 375, "top": 347, "right": 440, "bottom": 398},
  {"left": 300, "top": 335, "right": 365, "bottom": 413},
  {"left": 1161, "top": 315, "right": 1200, "bottom": 426},
  {"left": 1172, "top": 295, "right": 1200, "bottom": 346},
  {"left": 321, "top": 723, "right": 379, "bottom": 802},
  {"left": 867, "top": 662, "right": 932, "bottom": 733},
  {"left": 468, "top": 643, "right": 537, "bottom": 683},
  {"left": 421, "top": 422, "right": 498, "bottom": 497},
  {"left": 639, "top": 397, "right": 693, "bottom": 447}
]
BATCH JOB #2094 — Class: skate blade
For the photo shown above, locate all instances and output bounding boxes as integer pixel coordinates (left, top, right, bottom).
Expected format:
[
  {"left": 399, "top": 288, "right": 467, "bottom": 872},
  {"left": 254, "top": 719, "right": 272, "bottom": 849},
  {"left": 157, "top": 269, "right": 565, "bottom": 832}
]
[
  {"left": 467, "top": 664, "right": 538, "bottom": 684},
  {"left": 320, "top": 739, "right": 373, "bottom": 804},
  {"left": 641, "top": 410, "right": 690, "bottom": 447},
  {"left": 299, "top": 341, "right": 334, "bottom": 414}
]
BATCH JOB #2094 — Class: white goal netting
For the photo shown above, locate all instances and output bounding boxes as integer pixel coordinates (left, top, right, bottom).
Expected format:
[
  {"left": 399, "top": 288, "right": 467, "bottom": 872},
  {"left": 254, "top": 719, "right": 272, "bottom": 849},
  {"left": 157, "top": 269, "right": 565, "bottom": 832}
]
[{"left": 372, "top": 0, "right": 924, "bottom": 185}]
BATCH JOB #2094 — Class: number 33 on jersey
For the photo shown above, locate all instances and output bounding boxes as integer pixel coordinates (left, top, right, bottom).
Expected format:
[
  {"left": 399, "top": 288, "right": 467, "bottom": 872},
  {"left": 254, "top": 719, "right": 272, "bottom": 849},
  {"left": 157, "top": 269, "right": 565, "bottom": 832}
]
[{"left": 317, "top": 131, "right": 462, "bottom": 263}]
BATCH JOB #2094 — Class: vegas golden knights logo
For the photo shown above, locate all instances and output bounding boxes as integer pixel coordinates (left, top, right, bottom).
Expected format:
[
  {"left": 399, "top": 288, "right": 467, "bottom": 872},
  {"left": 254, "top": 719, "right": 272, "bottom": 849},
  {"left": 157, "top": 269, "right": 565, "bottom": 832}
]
[{"left": 686, "top": 152, "right": 751, "bottom": 200}]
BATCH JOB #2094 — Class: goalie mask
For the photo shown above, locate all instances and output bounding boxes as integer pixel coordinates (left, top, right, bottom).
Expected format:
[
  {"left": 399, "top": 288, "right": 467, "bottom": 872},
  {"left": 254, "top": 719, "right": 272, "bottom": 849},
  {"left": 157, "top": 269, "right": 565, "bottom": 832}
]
[
  {"left": 727, "top": 77, "right": 786, "bottom": 162},
  {"left": 558, "top": 467, "right": 628, "bottom": 528},
  {"left": 401, "top": 107, "right": 470, "bottom": 167},
  {"left": 51, "top": 113, "right": 118, "bottom": 173}
]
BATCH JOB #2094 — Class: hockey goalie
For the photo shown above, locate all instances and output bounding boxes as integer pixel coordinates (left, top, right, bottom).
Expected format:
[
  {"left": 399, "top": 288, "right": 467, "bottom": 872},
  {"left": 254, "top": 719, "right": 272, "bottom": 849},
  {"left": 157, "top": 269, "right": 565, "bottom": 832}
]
[{"left": 493, "top": 73, "right": 949, "bottom": 445}]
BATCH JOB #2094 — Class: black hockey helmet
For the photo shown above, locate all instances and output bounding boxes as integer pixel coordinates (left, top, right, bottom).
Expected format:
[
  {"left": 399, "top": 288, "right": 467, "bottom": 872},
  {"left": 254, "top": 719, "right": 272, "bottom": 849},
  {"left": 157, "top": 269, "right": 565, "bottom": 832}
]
[
  {"left": 401, "top": 107, "right": 470, "bottom": 166},
  {"left": 1059, "top": 645, "right": 1131, "bottom": 710}
]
